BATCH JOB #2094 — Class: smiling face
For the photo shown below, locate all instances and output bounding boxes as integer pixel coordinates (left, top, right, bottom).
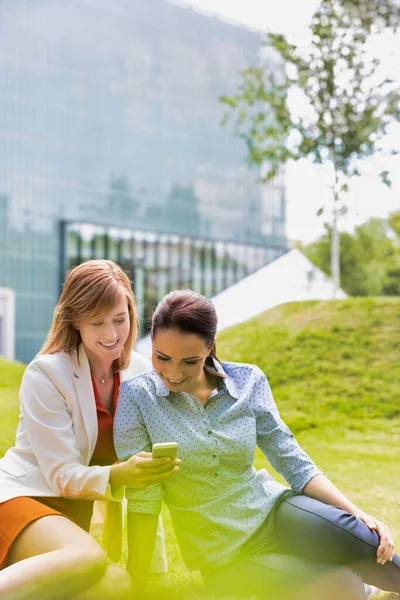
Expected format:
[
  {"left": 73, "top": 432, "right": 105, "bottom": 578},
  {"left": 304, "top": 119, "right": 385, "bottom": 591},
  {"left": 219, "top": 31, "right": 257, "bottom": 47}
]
[
  {"left": 152, "top": 328, "right": 212, "bottom": 395},
  {"left": 77, "top": 295, "right": 130, "bottom": 367}
]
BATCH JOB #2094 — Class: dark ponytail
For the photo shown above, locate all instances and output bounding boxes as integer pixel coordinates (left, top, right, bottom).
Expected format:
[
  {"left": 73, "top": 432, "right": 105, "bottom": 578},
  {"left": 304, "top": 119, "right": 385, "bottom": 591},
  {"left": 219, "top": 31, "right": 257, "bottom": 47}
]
[{"left": 204, "top": 340, "right": 224, "bottom": 379}]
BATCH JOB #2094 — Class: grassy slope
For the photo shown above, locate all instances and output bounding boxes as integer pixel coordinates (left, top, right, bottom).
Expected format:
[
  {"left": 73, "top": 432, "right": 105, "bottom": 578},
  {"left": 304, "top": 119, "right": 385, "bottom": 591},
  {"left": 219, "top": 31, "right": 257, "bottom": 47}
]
[
  {"left": 1, "top": 298, "right": 399, "bottom": 599},
  {"left": 218, "top": 297, "right": 400, "bottom": 428}
]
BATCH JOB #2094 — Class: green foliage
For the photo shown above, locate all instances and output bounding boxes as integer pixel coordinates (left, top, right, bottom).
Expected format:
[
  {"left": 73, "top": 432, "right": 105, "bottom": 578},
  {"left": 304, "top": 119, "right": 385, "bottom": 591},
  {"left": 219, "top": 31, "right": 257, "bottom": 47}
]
[
  {"left": 304, "top": 212, "right": 400, "bottom": 296},
  {"left": 383, "top": 253, "right": 400, "bottom": 295},
  {"left": 220, "top": 0, "right": 400, "bottom": 185},
  {"left": 389, "top": 211, "right": 400, "bottom": 236},
  {"left": 0, "top": 358, "right": 25, "bottom": 456},
  {"left": 339, "top": 0, "right": 400, "bottom": 32}
]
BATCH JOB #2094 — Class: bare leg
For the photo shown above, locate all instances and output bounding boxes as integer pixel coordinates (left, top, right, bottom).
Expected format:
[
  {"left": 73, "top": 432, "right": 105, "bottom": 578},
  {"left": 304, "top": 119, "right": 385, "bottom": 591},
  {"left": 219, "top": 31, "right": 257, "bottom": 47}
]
[{"left": 0, "top": 515, "right": 107, "bottom": 600}]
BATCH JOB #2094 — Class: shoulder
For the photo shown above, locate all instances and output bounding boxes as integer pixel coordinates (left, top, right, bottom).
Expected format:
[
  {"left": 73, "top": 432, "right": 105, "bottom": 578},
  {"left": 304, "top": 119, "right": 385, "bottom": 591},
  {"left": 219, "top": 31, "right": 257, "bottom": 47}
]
[
  {"left": 220, "top": 361, "right": 268, "bottom": 394},
  {"left": 119, "top": 369, "right": 160, "bottom": 403},
  {"left": 221, "top": 360, "right": 265, "bottom": 382},
  {"left": 19, "top": 353, "right": 75, "bottom": 404},
  {"left": 23, "top": 352, "right": 73, "bottom": 381},
  {"left": 122, "top": 351, "right": 152, "bottom": 380}
]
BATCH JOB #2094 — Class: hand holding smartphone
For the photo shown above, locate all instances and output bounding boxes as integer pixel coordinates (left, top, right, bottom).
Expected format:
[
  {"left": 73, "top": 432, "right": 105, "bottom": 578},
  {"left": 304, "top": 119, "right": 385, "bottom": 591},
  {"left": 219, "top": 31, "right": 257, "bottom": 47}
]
[{"left": 152, "top": 442, "right": 178, "bottom": 460}]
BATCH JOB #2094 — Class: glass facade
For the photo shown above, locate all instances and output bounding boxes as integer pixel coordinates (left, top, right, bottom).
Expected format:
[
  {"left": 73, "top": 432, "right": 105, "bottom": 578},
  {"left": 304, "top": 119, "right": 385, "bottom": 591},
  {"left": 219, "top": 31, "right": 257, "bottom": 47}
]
[
  {"left": 0, "top": 0, "right": 287, "bottom": 363},
  {"left": 64, "top": 221, "right": 280, "bottom": 334}
]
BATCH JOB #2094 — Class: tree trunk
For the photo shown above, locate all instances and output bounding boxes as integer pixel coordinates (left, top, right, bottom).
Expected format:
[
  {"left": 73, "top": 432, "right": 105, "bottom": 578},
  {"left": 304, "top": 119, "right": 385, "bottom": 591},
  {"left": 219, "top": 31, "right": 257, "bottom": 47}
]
[{"left": 331, "top": 180, "right": 340, "bottom": 298}]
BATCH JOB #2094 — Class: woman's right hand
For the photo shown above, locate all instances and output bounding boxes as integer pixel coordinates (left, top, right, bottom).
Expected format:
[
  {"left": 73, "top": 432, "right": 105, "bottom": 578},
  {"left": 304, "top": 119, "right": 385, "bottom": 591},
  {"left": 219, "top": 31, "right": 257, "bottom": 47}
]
[{"left": 110, "top": 451, "right": 180, "bottom": 488}]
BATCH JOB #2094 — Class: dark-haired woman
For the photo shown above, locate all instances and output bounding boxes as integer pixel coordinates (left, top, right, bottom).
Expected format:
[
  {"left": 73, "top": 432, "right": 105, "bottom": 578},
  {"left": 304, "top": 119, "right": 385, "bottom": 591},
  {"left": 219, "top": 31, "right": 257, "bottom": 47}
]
[{"left": 114, "top": 290, "right": 399, "bottom": 599}]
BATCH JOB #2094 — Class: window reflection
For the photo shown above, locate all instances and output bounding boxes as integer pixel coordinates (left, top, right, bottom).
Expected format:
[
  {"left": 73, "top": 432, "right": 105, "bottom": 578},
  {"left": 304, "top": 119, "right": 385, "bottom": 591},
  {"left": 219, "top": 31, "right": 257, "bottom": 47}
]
[{"left": 64, "top": 221, "right": 283, "bottom": 335}]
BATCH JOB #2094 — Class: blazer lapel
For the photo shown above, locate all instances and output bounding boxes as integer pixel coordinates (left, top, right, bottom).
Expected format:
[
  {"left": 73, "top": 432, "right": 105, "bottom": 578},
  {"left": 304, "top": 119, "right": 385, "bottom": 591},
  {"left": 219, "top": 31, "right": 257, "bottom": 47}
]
[{"left": 71, "top": 345, "right": 98, "bottom": 463}]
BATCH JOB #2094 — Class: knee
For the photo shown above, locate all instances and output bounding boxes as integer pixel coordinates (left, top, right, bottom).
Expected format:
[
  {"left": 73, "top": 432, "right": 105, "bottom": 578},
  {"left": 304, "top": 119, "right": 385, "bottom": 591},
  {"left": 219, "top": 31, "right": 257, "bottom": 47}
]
[
  {"left": 68, "top": 539, "right": 108, "bottom": 587},
  {"left": 335, "top": 567, "right": 366, "bottom": 599},
  {"left": 87, "top": 546, "right": 108, "bottom": 583},
  {"left": 316, "top": 567, "right": 366, "bottom": 600},
  {"left": 98, "top": 565, "right": 133, "bottom": 599}
]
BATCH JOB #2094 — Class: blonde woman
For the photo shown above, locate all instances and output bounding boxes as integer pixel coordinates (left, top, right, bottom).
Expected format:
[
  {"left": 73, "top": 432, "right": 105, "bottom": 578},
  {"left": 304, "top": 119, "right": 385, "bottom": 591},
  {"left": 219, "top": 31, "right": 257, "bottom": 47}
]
[{"left": 0, "top": 260, "right": 180, "bottom": 600}]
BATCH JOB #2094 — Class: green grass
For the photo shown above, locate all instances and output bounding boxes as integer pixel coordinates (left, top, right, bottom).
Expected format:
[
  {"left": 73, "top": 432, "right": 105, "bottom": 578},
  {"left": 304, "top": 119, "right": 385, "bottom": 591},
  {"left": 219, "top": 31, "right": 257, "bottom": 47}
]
[
  {"left": 218, "top": 297, "right": 400, "bottom": 428},
  {"left": 1, "top": 298, "right": 399, "bottom": 599},
  {"left": 0, "top": 357, "right": 25, "bottom": 456}
]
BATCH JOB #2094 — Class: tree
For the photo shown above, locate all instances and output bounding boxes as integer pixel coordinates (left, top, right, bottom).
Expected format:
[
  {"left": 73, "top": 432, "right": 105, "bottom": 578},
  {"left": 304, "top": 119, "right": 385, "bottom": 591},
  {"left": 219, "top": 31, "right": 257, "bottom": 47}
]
[
  {"left": 220, "top": 0, "right": 400, "bottom": 297},
  {"left": 304, "top": 215, "right": 399, "bottom": 296},
  {"left": 339, "top": 0, "right": 400, "bottom": 31},
  {"left": 383, "top": 209, "right": 400, "bottom": 294},
  {"left": 389, "top": 210, "right": 400, "bottom": 237},
  {"left": 304, "top": 227, "right": 371, "bottom": 296}
]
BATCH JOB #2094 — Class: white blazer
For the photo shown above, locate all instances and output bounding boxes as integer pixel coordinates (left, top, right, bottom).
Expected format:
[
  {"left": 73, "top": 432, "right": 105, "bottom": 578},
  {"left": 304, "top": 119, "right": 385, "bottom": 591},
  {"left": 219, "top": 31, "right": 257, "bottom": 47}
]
[{"left": 0, "top": 344, "right": 151, "bottom": 503}]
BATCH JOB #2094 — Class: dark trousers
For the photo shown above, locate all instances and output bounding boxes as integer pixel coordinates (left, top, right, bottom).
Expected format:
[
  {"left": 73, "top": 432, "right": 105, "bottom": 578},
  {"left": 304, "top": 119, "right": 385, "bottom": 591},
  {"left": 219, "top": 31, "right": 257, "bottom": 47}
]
[{"left": 203, "top": 493, "right": 400, "bottom": 599}]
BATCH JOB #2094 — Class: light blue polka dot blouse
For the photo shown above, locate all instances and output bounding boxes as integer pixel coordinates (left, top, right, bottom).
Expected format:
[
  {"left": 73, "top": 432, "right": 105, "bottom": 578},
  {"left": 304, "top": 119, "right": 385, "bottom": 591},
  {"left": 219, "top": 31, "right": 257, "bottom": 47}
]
[{"left": 114, "top": 359, "right": 321, "bottom": 571}]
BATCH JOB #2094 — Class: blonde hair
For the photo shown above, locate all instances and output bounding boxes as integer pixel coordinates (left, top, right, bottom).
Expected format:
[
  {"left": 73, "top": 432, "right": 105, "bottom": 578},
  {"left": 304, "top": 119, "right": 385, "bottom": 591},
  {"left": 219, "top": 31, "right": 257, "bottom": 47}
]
[{"left": 40, "top": 259, "right": 138, "bottom": 371}]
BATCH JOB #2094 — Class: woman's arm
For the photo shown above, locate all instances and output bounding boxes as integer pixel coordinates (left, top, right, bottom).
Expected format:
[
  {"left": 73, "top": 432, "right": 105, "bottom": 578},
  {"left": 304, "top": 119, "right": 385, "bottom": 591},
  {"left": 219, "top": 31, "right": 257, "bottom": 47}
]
[
  {"left": 113, "top": 379, "right": 183, "bottom": 489},
  {"left": 303, "top": 473, "right": 361, "bottom": 515},
  {"left": 110, "top": 451, "right": 179, "bottom": 488},
  {"left": 20, "top": 360, "right": 115, "bottom": 500},
  {"left": 114, "top": 380, "right": 168, "bottom": 593},
  {"left": 250, "top": 367, "right": 396, "bottom": 565},
  {"left": 251, "top": 367, "right": 322, "bottom": 492},
  {"left": 303, "top": 473, "right": 396, "bottom": 565},
  {"left": 20, "top": 360, "right": 178, "bottom": 500},
  {"left": 127, "top": 512, "right": 159, "bottom": 595}
]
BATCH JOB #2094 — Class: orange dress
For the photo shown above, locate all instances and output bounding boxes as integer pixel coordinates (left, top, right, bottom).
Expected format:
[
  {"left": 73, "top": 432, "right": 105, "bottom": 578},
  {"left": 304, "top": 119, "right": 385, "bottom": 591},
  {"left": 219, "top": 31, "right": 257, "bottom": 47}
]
[{"left": 0, "top": 373, "right": 120, "bottom": 570}]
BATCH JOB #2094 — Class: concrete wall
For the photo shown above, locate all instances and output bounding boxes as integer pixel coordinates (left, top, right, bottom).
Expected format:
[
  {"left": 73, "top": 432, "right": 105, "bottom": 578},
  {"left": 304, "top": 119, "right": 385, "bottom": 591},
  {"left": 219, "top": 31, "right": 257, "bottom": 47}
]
[{"left": 0, "top": 288, "right": 15, "bottom": 361}]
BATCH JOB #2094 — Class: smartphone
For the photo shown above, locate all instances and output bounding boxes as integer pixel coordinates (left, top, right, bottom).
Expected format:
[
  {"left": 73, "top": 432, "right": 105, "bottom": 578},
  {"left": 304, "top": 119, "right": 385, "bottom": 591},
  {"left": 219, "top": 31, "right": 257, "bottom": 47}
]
[{"left": 152, "top": 442, "right": 178, "bottom": 460}]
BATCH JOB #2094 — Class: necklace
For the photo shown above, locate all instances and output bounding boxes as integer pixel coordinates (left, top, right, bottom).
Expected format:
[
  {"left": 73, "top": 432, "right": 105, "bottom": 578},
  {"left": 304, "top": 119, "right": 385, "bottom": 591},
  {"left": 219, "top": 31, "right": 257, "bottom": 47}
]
[
  {"left": 90, "top": 364, "right": 113, "bottom": 385},
  {"left": 95, "top": 372, "right": 112, "bottom": 384}
]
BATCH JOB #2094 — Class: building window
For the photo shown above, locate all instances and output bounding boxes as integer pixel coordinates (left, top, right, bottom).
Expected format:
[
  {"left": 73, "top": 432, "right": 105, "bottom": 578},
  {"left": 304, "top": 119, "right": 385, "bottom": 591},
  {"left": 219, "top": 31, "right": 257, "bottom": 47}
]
[{"left": 61, "top": 221, "right": 285, "bottom": 335}]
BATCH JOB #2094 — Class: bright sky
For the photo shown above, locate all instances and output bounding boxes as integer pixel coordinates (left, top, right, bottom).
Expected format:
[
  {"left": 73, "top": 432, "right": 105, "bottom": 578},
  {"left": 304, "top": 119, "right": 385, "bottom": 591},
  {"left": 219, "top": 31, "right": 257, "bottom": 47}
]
[{"left": 173, "top": 0, "right": 400, "bottom": 243}]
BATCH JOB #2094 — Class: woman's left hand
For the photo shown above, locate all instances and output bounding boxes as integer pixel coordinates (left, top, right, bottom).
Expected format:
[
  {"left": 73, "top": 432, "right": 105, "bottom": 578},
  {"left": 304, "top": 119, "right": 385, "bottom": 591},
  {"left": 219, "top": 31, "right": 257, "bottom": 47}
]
[{"left": 355, "top": 511, "right": 396, "bottom": 565}]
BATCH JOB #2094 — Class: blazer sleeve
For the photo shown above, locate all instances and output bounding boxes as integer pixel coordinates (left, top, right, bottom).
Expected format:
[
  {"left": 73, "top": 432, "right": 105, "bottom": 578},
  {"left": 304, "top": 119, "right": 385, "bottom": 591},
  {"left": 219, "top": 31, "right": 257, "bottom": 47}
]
[{"left": 20, "top": 359, "right": 121, "bottom": 501}]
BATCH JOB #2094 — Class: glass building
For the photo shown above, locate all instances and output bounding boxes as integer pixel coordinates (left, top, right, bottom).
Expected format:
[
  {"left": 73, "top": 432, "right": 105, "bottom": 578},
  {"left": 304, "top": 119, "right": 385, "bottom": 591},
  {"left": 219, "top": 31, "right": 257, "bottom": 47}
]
[{"left": 0, "top": 0, "right": 288, "bottom": 363}]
